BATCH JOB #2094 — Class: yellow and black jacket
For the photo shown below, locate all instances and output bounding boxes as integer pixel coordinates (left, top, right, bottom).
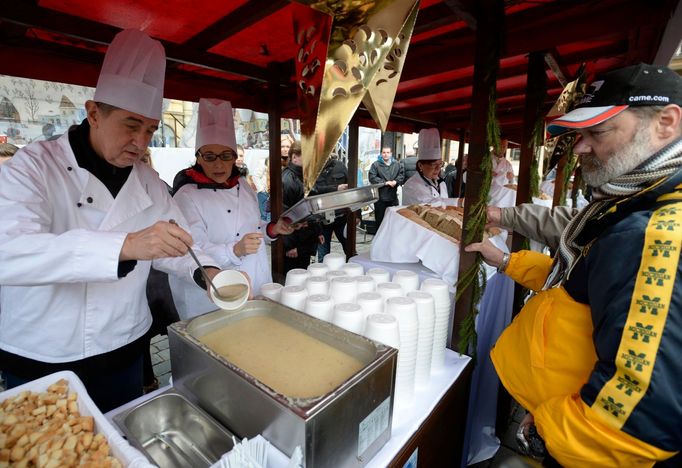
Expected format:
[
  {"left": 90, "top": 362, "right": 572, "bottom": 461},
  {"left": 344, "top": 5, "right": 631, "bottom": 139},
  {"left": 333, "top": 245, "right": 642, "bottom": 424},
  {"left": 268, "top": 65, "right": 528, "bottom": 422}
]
[{"left": 491, "top": 168, "right": 682, "bottom": 467}]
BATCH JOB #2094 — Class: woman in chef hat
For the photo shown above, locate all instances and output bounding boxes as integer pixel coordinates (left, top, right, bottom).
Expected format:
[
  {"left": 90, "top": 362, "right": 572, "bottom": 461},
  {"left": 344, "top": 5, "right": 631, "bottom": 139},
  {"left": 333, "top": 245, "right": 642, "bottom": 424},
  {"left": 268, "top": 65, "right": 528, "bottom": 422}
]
[
  {"left": 402, "top": 128, "right": 453, "bottom": 206},
  {"left": 169, "top": 98, "right": 294, "bottom": 319}
]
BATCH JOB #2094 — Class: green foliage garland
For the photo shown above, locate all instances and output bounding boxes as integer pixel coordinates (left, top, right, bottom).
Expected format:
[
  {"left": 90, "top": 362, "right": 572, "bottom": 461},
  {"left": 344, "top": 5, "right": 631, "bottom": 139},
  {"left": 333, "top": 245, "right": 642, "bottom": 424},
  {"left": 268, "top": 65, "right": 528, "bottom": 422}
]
[{"left": 456, "top": 93, "right": 498, "bottom": 355}]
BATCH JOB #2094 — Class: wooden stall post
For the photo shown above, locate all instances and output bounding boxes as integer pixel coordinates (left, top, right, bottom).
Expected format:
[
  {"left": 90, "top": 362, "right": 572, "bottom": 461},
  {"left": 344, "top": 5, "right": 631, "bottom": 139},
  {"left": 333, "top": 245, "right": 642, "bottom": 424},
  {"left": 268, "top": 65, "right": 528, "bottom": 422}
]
[
  {"left": 452, "top": 0, "right": 505, "bottom": 352},
  {"left": 268, "top": 63, "right": 284, "bottom": 284},
  {"left": 346, "top": 116, "right": 359, "bottom": 258}
]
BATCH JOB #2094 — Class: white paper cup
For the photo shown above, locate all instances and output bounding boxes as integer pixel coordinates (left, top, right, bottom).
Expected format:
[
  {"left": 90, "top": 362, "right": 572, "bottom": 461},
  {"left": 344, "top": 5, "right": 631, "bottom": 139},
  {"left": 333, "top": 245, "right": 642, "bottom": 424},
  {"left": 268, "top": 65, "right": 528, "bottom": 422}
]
[
  {"left": 386, "top": 296, "right": 419, "bottom": 404},
  {"left": 329, "top": 276, "right": 357, "bottom": 304},
  {"left": 420, "top": 278, "right": 451, "bottom": 305},
  {"left": 304, "top": 294, "right": 334, "bottom": 321},
  {"left": 392, "top": 270, "right": 420, "bottom": 294},
  {"left": 356, "top": 291, "right": 384, "bottom": 320},
  {"left": 340, "top": 262, "right": 364, "bottom": 277},
  {"left": 332, "top": 302, "right": 364, "bottom": 334},
  {"left": 260, "top": 282, "right": 283, "bottom": 302},
  {"left": 323, "top": 252, "right": 346, "bottom": 271},
  {"left": 367, "top": 267, "right": 390, "bottom": 284},
  {"left": 364, "top": 313, "right": 400, "bottom": 348},
  {"left": 408, "top": 291, "right": 436, "bottom": 385},
  {"left": 279, "top": 285, "right": 307, "bottom": 311},
  {"left": 376, "top": 282, "right": 403, "bottom": 302},
  {"left": 307, "top": 263, "right": 329, "bottom": 277},
  {"left": 326, "top": 270, "right": 347, "bottom": 281},
  {"left": 209, "top": 270, "right": 250, "bottom": 310},
  {"left": 305, "top": 275, "right": 329, "bottom": 295},
  {"left": 355, "top": 275, "right": 376, "bottom": 293},
  {"left": 285, "top": 268, "right": 310, "bottom": 287}
]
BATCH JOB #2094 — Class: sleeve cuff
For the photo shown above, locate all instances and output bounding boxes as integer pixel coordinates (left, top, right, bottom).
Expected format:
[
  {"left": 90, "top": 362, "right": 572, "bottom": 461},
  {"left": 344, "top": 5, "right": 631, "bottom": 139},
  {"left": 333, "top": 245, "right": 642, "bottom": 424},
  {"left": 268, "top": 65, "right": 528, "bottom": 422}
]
[
  {"left": 117, "top": 260, "right": 137, "bottom": 278},
  {"left": 193, "top": 266, "right": 220, "bottom": 290}
]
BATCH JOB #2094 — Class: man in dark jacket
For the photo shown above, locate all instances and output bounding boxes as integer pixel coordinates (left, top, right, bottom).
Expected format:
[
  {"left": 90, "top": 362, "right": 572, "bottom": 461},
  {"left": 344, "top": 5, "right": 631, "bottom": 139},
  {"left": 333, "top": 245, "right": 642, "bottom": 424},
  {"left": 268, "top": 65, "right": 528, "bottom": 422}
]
[
  {"left": 282, "top": 141, "right": 323, "bottom": 274},
  {"left": 368, "top": 147, "right": 405, "bottom": 227},
  {"left": 310, "top": 153, "right": 349, "bottom": 261}
]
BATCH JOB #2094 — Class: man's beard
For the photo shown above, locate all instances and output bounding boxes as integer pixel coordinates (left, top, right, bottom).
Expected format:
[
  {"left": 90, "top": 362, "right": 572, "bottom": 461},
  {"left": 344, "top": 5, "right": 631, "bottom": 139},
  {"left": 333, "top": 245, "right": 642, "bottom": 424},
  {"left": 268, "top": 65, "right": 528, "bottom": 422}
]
[{"left": 581, "top": 123, "right": 653, "bottom": 188}]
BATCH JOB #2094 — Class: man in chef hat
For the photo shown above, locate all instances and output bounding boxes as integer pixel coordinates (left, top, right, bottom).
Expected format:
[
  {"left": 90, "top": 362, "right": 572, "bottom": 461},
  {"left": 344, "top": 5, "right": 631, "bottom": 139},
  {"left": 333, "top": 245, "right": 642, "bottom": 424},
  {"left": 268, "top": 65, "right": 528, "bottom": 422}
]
[
  {"left": 0, "top": 29, "right": 222, "bottom": 412},
  {"left": 402, "top": 128, "right": 450, "bottom": 205}
]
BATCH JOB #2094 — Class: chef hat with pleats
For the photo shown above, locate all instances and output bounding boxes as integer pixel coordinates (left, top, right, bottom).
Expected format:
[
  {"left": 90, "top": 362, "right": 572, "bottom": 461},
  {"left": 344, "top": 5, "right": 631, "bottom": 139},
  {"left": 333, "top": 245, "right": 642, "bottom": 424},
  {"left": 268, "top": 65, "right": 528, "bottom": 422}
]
[
  {"left": 93, "top": 29, "right": 166, "bottom": 120},
  {"left": 195, "top": 98, "right": 237, "bottom": 153},
  {"left": 417, "top": 128, "right": 441, "bottom": 161}
]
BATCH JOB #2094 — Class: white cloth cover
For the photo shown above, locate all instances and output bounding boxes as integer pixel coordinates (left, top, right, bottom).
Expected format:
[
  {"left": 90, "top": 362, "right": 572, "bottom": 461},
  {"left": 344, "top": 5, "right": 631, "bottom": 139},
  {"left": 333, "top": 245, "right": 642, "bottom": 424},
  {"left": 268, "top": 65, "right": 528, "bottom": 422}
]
[
  {"left": 417, "top": 128, "right": 441, "bottom": 160},
  {"left": 195, "top": 98, "right": 237, "bottom": 152},
  {"left": 94, "top": 29, "right": 166, "bottom": 120}
]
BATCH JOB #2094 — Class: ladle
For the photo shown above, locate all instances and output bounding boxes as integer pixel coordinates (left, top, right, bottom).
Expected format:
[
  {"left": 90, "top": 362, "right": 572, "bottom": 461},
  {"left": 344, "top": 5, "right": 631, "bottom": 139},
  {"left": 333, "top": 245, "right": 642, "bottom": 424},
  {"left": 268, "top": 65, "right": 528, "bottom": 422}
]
[{"left": 169, "top": 220, "right": 248, "bottom": 302}]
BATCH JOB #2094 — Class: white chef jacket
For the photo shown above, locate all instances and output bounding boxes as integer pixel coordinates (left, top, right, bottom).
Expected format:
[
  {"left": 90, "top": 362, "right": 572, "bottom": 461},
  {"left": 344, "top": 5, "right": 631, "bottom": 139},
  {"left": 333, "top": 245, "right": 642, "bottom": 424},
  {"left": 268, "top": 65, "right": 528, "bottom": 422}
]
[
  {"left": 492, "top": 156, "right": 514, "bottom": 187},
  {"left": 402, "top": 173, "right": 452, "bottom": 206},
  {"left": 170, "top": 178, "right": 274, "bottom": 319},
  {"left": 0, "top": 134, "right": 214, "bottom": 363}
]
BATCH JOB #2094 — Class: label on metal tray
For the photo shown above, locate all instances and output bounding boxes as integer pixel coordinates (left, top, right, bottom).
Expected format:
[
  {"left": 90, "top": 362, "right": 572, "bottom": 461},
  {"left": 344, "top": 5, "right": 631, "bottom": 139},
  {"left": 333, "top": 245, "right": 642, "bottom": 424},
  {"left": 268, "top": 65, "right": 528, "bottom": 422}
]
[{"left": 357, "top": 397, "right": 391, "bottom": 456}]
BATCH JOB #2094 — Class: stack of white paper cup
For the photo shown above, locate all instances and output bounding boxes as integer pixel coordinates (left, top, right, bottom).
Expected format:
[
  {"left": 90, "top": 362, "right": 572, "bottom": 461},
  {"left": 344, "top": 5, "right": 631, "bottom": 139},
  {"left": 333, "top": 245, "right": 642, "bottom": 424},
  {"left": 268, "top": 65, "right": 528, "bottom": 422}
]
[
  {"left": 326, "top": 270, "right": 347, "bottom": 281},
  {"left": 356, "top": 291, "right": 384, "bottom": 321},
  {"left": 367, "top": 267, "right": 390, "bottom": 284},
  {"left": 407, "top": 291, "right": 436, "bottom": 385},
  {"left": 392, "top": 270, "right": 419, "bottom": 294},
  {"left": 376, "top": 282, "right": 403, "bottom": 303},
  {"left": 385, "top": 297, "right": 419, "bottom": 405},
  {"left": 305, "top": 276, "right": 329, "bottom": 295},
  {"left": 329, "top": 276, "right": 357, "bottom": 304},
  {"left": 307, "top": 262, "right": 329, "bottom": 277},
  {"left": 279, "top": 285, "right": 308, "bottom": 311},
  {"left": 323, "top": 252, "right": 346, "bottom": 271},
  {"left": 304, "top": 294, "right": 334, "bottom": 321},
  {"left": 285, "top": 268, "right": 310, "bottom": 287},
  {"left": 340, "top": 262, "right": 364, "bottom": 277},
  {"left": 364, "top": 313, "right": 400, "bottom": 348},
  {"left": 420, "top": 278, "right": 451, "bottom": 371},
  {"left": 332, "top": 303, "right": 365, "bottom": 334},
  {"left": 355, "top": 275, "right": 376, "bottom": 293},
  {"left": 260, "top": 282, "right": 283, "bottom": 302}
]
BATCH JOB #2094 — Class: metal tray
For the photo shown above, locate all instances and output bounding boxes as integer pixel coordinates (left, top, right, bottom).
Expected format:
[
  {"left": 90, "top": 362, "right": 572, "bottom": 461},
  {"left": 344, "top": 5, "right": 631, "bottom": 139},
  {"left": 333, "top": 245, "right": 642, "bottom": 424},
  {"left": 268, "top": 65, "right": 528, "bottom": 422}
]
[
  {"left": 168, "top": 300, "right": 397, "bottom": 467},
  {"left": 114, "top": 390, "right": 235, "bottom": 468},
  {"left": 282, "top": 184, "right": 382, "bottom": 224}
]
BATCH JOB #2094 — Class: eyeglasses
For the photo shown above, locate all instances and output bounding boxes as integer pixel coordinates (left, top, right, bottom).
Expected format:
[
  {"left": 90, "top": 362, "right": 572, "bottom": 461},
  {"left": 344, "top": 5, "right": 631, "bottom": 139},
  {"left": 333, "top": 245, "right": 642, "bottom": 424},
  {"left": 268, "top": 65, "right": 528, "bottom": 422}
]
[
  {"left": 423, "top": 161, "right": 444, "bottom": 169},
  {"left": 197, "top": 150, "right": 236, "bottom": 162}
]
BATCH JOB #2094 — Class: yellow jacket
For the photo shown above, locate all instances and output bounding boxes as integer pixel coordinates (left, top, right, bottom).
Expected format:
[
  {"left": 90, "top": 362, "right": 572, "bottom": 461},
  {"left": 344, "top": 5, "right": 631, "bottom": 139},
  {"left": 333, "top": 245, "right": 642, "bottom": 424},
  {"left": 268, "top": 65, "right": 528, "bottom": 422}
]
[{"left": 491, "top": 250, "right": 677, "bottom": 467}]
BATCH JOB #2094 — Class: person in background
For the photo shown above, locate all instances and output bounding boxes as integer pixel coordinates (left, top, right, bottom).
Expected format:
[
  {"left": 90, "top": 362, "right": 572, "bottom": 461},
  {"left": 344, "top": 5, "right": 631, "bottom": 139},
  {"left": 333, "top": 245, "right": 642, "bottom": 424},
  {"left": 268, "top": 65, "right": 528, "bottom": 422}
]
[
  {"left": 0, "top": 142, "right": 18, "bottom": 166},
  {"left": 402, "top": 128, "right": 450, "bottom": 205},
  {"left": 0, "top": 29, "right": 227, "bottom": 412},
  {"left": 368, "top": 146, "right": 404, "bottom": 227},
  {"left": 491, "top": 138, "right": 514, "bottom": 187},
  {"left": 401, "top": 152, "right": 418, "bottom": 180},
  {"left": 170, "top": 99, "right": 294, "bottom": 319},
  {"left": 466, "top": 63, "right": 682, "bottom": 466},
  {"left": 310, "top": 152, "right": 350, "bottom": 261},
  {"left": 235, "top": 144, "right": 257, "bottom": 191},
  {"left": 282, "top": 141, "right": 324, "bottom": 274},
  {"left": 281, "top": 134, "right": 294, "bottom": 168}
]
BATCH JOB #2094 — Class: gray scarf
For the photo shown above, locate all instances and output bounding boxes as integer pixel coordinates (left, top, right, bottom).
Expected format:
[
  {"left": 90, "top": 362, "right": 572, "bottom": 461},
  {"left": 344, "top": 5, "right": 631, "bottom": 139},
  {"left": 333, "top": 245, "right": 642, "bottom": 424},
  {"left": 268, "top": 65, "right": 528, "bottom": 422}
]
[{"left": 543, "top": 136, "right": 682, "bottom": 290}]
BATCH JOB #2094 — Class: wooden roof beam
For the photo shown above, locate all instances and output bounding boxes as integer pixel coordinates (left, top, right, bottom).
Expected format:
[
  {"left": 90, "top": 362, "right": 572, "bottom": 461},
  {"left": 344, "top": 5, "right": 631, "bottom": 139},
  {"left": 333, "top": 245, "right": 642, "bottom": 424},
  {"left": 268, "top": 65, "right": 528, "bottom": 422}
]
[{"left": 183, "top": 0, "right": 289, "bottom": 51}]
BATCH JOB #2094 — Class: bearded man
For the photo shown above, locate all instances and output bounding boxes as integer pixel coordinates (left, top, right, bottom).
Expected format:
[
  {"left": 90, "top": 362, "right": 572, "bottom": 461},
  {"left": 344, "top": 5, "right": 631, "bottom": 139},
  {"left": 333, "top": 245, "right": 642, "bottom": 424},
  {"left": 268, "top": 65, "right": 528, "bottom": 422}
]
[{"left": 466, "top": 64, "right": 682, "bottom": 467}]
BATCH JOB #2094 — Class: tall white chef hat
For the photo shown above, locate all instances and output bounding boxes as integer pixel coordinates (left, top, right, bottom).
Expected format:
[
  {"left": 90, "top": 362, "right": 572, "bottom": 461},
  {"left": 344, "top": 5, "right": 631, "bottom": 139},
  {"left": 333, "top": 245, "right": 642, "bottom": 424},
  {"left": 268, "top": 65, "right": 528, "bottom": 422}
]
[
  {"left": 195, "top": 98, "right": 237, "bottom": 153},
  {"left": 417, "top": 128, "right": 441, "bottom": 161},
  {"left": 93, "top": 29, "right": 166, "bottom": 120}
]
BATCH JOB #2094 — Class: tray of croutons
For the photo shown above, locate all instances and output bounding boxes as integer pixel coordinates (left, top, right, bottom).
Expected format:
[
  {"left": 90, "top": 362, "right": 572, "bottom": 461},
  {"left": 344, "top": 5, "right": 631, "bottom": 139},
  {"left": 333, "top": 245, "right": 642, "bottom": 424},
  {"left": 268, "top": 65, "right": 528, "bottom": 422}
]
[{"left": 0, "top": 370, "right": 154, "bottom": 468}]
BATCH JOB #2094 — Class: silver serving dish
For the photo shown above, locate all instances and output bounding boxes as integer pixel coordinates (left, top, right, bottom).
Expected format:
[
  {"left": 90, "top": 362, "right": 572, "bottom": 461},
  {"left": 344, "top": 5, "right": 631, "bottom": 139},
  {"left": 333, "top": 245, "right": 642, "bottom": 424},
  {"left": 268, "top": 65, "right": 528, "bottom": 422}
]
[
  {"left": 283, "top": 184, "right": 382, "bottom": 224},
  {"left": 168, "top": 300, "right": 397, "bottom": 467},
  {"left": 114, "top": 390, "right": 235, "bottom": 468}
]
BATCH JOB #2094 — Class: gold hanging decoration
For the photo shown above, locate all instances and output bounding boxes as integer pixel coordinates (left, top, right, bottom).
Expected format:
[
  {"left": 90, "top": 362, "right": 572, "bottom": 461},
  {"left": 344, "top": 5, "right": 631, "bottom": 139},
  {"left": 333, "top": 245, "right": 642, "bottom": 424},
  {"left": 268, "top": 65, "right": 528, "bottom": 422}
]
[{"left": 292, "top": 0, "right": 420, "bottom": 192}]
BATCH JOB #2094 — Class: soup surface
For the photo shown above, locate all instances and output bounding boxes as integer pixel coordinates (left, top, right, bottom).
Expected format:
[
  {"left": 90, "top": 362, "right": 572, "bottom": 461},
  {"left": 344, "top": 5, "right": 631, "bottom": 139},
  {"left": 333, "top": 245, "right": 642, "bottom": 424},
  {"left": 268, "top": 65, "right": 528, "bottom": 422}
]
[{"left": 199, "top": 316, "right": 365, "bottom": 398}]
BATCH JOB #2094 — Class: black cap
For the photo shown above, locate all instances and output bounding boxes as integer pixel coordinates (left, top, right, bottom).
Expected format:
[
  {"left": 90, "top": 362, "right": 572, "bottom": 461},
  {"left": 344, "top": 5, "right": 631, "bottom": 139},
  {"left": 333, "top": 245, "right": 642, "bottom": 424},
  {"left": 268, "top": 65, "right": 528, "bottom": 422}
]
[{"left": 547, "top": 63, "right": 682, "bottom": 137}]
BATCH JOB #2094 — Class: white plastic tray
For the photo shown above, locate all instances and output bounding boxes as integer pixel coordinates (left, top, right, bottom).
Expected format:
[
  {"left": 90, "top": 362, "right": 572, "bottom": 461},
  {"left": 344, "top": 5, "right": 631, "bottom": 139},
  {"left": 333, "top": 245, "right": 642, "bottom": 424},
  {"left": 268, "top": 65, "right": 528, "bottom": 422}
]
[{"left": 0, "top": 370, "right": 155, "bottom": 467}]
